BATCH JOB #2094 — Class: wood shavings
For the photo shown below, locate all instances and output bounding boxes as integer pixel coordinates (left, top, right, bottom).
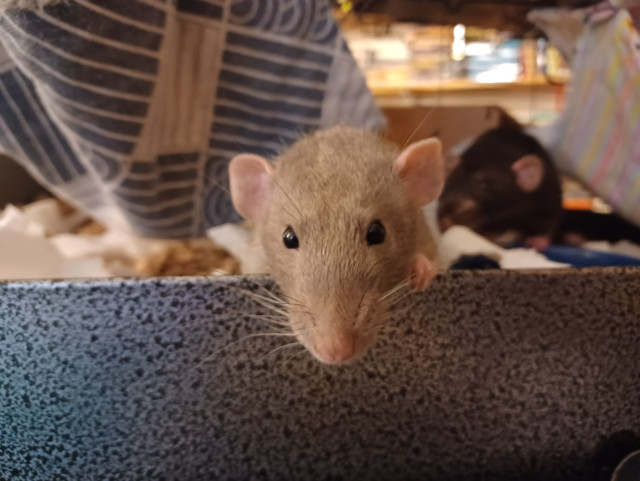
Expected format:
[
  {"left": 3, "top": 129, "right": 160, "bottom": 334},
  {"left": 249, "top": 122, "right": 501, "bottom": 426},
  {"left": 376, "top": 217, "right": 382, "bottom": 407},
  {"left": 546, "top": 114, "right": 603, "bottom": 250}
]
[
  {"left": 134, "top": 239, "right": 240, "bottom": 277},
  {"left": 73, "top": 220, "right": 107, "bottom": 236},
  {"left": 7, "top": 196, "right": 242, "bottom": 278}
]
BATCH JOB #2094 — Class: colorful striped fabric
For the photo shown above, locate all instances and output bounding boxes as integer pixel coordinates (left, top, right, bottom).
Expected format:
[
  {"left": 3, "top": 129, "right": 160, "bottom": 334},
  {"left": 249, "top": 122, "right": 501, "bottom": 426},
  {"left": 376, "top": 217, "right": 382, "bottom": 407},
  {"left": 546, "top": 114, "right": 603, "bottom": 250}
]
[
  {"left": 0, "top": 0, "right": 385, "bottom": 238},
  {"left": 539, "top": 7, "right": 640, "bottom": 227}
]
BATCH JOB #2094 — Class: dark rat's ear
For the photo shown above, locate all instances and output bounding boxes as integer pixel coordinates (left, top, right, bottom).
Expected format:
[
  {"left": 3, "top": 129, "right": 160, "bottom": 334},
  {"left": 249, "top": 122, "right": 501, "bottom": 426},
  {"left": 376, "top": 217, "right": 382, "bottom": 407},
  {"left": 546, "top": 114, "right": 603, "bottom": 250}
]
[
  {"left": 393, "top": 137, "right": 444, "bottom": 206},
  {"left": 444, "top": 154, "right": 460, "bottom": 176},
  {"left": 228, "top": 154, "right": 275, "bottom": 221},
  {"left": 512, "top": 154, "right": 544, "bottom": 192}
]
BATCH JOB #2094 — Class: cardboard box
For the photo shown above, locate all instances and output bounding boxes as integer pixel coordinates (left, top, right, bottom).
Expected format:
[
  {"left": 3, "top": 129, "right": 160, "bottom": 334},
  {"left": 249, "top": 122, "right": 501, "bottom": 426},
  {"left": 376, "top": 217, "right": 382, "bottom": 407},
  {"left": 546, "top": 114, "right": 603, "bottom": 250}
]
[{"left": 382, "top": 105, "right": 511, "bottom": 152}]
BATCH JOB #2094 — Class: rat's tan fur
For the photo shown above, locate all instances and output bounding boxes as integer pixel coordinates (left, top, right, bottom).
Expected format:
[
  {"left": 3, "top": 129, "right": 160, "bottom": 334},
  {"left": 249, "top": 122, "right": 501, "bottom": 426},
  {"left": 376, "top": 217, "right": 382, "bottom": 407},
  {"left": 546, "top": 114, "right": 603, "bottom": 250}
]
[
  {"left": 232, "top": 126, "right": 441, "bottom": 364},
  {"left": 0, "top": 0, "right": 61, "bottom": 11}
]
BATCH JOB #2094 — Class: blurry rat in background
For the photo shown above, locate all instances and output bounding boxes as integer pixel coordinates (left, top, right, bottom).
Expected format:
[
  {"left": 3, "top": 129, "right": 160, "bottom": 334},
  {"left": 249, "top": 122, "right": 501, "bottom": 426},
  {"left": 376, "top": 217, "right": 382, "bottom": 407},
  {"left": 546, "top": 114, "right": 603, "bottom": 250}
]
[{"left": 437, "top": 123, "right": 563, "bottom": 251}]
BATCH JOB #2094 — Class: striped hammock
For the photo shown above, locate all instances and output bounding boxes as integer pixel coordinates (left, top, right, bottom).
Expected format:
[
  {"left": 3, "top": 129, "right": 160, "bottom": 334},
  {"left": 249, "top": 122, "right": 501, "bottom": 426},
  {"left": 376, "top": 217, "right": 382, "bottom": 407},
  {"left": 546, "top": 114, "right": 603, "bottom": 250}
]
[{"left": 0, "top": 0, "right": 385, "bottom": 238}]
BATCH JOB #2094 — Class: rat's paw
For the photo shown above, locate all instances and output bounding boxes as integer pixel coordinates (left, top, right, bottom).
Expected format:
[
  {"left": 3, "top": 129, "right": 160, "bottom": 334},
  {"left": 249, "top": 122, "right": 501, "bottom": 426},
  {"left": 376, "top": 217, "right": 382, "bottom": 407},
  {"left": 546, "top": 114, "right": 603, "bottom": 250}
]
[
  {"left": 409, "top": 253, "right": 436, "bottom": 291},
  {"left": 525, "top": 235, "right": 550, "bottom": 252}
]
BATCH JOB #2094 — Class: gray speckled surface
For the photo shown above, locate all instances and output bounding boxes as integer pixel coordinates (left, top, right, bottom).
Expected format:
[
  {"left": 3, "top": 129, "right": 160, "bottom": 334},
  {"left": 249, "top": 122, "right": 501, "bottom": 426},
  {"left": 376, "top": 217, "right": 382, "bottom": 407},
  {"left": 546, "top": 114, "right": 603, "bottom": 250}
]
[{"left": 0, "top": 269, "right": 639, "bottom": 481}]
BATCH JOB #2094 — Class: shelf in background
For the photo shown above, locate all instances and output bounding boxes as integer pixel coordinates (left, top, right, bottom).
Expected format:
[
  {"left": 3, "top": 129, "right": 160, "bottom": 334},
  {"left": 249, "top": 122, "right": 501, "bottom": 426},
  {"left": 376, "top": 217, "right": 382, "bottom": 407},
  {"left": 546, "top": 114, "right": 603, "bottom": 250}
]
[
  {"left": 373, "top": 78, "right": 564, "bottom": 124},
  {"left": 370, "top": 76, "right": 559, "bottom": 96}
]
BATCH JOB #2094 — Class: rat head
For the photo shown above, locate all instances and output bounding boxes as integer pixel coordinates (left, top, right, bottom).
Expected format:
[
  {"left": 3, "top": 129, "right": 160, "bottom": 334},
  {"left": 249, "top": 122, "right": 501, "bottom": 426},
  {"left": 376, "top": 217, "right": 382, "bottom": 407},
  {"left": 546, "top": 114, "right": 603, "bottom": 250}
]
[
  {"left": 229, "top": 127, "right": 443, "bottom": 365},
  {"left": 437, "top": 128, "right": 552, "bottom": 246}
]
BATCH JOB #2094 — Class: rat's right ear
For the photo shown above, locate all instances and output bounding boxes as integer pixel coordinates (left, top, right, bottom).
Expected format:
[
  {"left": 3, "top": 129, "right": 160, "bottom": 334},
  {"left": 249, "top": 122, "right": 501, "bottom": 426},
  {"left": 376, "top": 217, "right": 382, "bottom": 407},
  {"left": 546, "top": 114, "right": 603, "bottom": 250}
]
[
  {"left": 512, "top": 154, "right": 544, "bottom": 193},
  {"left": 393, "top": 137, "right": 445, "bottom": 206},
  {"left": 228, "top": 154, "right": 275, "bottom": 221}
]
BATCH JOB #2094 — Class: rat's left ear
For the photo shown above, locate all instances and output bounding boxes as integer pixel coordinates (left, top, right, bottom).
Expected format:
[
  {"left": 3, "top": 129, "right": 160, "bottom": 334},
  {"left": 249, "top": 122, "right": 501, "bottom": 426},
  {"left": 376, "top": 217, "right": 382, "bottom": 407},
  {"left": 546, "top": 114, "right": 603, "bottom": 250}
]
[
  {"left": 393, "top": 137, "right": 445, "bottom": 206},
  {"left": 512, "top": 154, "right": 544, "bottom": 192},
  {"left": 228, "top": 153, "right": 275, "bottom": 221}
]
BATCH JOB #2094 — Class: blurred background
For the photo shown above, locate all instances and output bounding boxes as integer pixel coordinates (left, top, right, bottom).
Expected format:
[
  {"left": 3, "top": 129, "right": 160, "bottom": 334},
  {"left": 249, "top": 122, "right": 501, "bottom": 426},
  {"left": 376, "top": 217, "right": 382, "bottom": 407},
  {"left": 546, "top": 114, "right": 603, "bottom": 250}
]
[{"left": 2, "top": 0, "right": 640, "bottom": 277}]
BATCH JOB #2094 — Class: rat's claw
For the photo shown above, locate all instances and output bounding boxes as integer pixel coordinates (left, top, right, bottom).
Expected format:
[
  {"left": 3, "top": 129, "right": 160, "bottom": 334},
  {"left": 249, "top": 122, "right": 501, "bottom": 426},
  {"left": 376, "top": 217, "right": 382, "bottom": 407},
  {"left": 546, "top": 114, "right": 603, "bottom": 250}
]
[{"left": 409, "top": 253, "right": 436, "bottom": 291}]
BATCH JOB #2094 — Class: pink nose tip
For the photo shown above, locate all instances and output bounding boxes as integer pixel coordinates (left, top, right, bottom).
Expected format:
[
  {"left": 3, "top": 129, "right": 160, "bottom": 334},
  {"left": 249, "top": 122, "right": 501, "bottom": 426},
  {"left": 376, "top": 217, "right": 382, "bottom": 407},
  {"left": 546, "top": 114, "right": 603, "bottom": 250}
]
[{"left": 314, "top": 335, "right": 356, "bottom": 364}]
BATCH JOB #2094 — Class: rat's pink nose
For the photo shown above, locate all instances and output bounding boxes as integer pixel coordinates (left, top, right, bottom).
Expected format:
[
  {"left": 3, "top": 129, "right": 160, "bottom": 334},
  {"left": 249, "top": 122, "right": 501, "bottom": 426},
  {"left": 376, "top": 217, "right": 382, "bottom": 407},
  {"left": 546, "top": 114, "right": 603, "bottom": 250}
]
[{"left": 314, "top": 334, "right": 356, "bottom": 365}]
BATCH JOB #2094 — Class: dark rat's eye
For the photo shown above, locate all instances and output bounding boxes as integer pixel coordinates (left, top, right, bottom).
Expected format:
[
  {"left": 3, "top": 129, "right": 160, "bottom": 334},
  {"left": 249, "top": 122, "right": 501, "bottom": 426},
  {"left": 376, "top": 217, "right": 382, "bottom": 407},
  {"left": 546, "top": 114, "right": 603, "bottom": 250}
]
[
  {"left": 366, "top": 220, "right": 386, "bottom": 246},
  {"left": 282, "top": 226, "right": 299, "bottom": 249}
]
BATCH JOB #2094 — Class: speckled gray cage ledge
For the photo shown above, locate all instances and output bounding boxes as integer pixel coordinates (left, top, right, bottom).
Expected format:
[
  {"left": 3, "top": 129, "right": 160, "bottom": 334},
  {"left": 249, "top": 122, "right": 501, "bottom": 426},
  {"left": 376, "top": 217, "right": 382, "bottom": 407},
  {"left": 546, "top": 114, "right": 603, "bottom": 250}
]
[{"left": 0, "top": 268, "right": 639, "bottom": 481}]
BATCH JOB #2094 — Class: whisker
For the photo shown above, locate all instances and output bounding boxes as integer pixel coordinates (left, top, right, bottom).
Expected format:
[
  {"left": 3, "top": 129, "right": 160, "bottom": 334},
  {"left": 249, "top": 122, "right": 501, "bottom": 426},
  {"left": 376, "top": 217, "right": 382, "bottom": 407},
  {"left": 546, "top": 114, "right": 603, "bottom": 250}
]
[
  {"left": 256, "top": 285, "right": 285, "bottom": 302},
  {"left": 401, "top": 109, "right": 436, "bottom": 149},
  {"left": 228, "top": 284, "right": 280, "bottom": 302},
  {"left": 256, "top": 286, "right": 308, "bottom": 310},
  {"left": 275, "top": 203, "right": 301, "bottom": 224},
  {"left": 268, "top": 172, "right": 303, "bottom": 222},
  {"left": 261, "top": 341, "right": 302, "bottom": 361},
  {"left": 203, "top": 173, "right": 232, "bottom": 198},
  {"left": 381, "top": 289, "right": 412, "bottom": 308},
  {"left": 367, "top": 309, "right": 407, "bottom": 331},
  {"left": 357, "top": 292, "right": 367, "bottom": 312},
  {"left": 227, "top": 288, "right": 291, "bottom": 317},
  {"left": 379, "top": 280, "right": 411, "bottom": 302},
  {"left": 386, "top": 289, "right": 415, "bottom": 307},
  {"left": 199, "top": 331, "right": 295, "bottom": 365},
  {"left": 251, "top": 303, "right": 289, "bottom": 318},
  {"left": 272, "top": 290, "right": 303, "bottom": 305},
  {"left": 247, "top": 293, "right": 290, "bottom": 310},
  {"left": 390, "top": 302, "right": 419, "bottom": 318},
  {"left": 228, "top": 285, "right": 288, "bottom": 308},
  {"left": 211, "top": 284, "right": 305, "bottom": 321},
  {"left": 227, "top": 312, "right": 291, "bottom": 327},
  {"left": 282, "top": 346, "right": 308, "bottom": 367},
  {"left": 365, "top": 297, "right": 421, "bottom": 333}
]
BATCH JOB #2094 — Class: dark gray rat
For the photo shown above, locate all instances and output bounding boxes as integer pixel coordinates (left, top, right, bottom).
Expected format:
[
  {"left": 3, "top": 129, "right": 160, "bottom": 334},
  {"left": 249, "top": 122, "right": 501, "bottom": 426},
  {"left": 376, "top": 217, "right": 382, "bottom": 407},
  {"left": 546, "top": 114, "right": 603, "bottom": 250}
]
[
  {"left": 228, "top": 126, "right": 444, "bottom": 365},
  {"left": 437, "top": 126, "right": 563, "bottom": 251}
]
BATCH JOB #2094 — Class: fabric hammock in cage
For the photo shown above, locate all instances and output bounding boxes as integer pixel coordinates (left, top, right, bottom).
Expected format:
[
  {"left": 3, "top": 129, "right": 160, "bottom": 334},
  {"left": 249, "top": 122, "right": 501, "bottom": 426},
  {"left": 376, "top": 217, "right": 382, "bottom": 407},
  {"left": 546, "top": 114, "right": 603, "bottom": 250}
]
[{"left": 0, "top": 0, "right": 385, "bottom": 238}]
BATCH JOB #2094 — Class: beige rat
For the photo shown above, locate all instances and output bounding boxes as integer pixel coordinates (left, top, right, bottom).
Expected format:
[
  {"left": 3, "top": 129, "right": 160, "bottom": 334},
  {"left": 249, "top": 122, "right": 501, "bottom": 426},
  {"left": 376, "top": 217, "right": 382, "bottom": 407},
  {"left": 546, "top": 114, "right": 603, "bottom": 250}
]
[{"left": 228, "top": 126, "right": 444, "bottom": 365}]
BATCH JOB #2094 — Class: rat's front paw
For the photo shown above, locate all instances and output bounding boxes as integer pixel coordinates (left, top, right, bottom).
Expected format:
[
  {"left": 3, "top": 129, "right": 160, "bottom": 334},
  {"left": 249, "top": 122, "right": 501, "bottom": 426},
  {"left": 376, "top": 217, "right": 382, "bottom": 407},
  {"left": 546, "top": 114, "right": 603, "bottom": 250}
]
[
  {"left": 409, "top": 253, "right": 436, "bottom": 291},
  {"left": 525, "top": 235, "right": 550, "bottom": 252}
]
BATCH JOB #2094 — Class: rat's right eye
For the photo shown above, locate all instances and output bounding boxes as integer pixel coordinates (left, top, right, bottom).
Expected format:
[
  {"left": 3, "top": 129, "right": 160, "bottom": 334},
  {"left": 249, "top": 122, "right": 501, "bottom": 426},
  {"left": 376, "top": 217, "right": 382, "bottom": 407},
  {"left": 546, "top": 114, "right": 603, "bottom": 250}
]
[
  {"left": 366, "top": 220, "right": 386, "bottom": 246},
  {"left": 282, "top": 226, "right": 299, "bottom": 249}
]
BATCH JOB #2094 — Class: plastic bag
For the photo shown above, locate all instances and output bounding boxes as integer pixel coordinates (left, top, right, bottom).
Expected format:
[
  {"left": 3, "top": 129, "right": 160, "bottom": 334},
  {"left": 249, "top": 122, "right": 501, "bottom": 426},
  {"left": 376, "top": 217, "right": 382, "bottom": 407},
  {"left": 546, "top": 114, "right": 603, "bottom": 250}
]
[{"left": 532, "top": 7, "right": 640, "bottom": 227}]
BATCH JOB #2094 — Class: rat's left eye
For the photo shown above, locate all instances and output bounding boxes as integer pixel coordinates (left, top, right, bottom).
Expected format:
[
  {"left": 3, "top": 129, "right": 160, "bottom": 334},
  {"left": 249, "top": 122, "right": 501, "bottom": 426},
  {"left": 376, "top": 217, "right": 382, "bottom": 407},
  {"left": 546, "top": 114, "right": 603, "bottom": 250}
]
[
  {"left": 283, "top": 226, "right": 299, "bottom": 249},
  {"left": 366, "top": 220, "right": 386, "bottom": 246},
  {"left": 479, "top": 180, "right": 489, "bottom": 190}
]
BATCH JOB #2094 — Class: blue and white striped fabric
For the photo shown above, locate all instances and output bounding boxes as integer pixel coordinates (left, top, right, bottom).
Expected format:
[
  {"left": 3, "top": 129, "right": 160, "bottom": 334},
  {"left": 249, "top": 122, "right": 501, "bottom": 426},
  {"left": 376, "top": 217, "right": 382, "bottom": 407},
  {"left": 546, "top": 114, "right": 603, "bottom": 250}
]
[{"left": 0, "top": 0, "right": 385, "bottom": 238}]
